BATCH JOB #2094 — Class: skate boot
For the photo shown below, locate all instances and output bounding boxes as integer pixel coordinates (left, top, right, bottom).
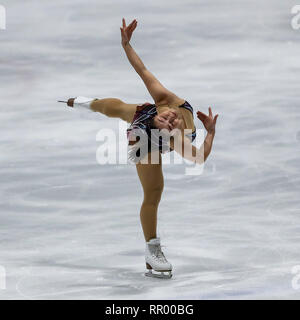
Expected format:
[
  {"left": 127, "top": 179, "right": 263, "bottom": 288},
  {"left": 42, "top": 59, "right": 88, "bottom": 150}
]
[
  {"left": 58, "top": 96, "right": 95, "bottom": 109},
  {"left": 145, "top": 237, "right": 172, "bottom": 279}
]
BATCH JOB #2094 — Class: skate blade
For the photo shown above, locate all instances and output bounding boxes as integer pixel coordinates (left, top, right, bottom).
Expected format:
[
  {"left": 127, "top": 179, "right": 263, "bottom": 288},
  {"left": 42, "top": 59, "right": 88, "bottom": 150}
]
[{"left": 145, "top": 270, "right": 172, "bottom": 279}]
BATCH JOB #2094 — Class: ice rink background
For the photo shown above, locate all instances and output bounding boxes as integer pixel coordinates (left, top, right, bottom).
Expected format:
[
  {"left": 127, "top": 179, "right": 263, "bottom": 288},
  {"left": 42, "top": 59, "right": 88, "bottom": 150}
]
[{"left": 0, "top": 0, "right": 300, "bottom": 299}]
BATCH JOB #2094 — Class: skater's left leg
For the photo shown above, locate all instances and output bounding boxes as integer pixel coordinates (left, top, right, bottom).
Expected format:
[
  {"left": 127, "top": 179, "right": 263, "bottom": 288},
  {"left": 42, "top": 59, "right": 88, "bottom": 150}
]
[
  {"left": 90, "top": 98, "right": 137, "bottom": 123},
  {"left": 136, "top": 152, "right": 164, "bottom": 242}
]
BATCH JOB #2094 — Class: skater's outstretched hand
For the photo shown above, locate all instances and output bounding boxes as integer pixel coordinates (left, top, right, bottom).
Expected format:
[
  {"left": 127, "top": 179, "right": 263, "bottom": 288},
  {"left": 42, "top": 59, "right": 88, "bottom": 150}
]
[
  {"left": 197, "top": 107, "right": 218, "bottom": 133},
  {"left": 120, "top": 18, "right": 137, "bottom": 47}
]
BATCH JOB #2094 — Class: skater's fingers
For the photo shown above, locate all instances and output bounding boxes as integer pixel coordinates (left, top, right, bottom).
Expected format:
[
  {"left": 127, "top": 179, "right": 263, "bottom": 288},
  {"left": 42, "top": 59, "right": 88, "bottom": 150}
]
[
  {"left": 209, "top": 107, "right": 212, "bottom": 117},
  {"left": 197, "top": 110, "right": 207, "bottom": 117},
  {"left": 131, "top": 21, "right": 137, "bottom": 32},
  {"left": 129, "top": 20, "right": 137, "bottom": 33},
  {"left": 127, "top": 20, "right": 135, "bottom": 33},
  {"left": 128, "top": 19, "right": 136, "bottom": 28},
  {"left": 127, "top": 21, "right": 133, "bottom": 30},
  {"left": 122, "top": 18, "right": 126, "bottom": 29},
  {"left": 197, "top": 111, "right": 207, "bottom": 121},
  {"left": 213, "top": 114, "right": 219, "bottom": 124},
  {"left": 131, "top": 24, "right": 137, "bottom": 33},
  {"left": 128, "top": 24, "right": 134, "bottom": 34}
]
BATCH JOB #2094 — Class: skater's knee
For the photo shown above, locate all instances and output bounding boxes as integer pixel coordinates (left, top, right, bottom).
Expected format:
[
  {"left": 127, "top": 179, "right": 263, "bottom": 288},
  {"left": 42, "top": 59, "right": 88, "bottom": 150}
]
[
  {"left": 143, "top": 184, "right": 164, "bottom": 206},
  {"left": 91, "top": 98, "right": 125, "bottom": 118},
  {"left": 107, "top": 98, "right": 124, "bottom": 105},
  {"left": 95, "top": 98, "right": 123, "bottom": 105}
]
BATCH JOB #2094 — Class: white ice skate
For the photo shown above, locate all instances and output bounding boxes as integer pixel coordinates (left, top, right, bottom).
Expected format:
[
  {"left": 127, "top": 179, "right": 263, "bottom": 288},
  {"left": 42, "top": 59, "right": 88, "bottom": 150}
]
[
  {"left": 145, "top": 237, "right": 172, "bottom": 279},
  {"left": 58, "top": 96, "right": 95, "bottom": 109}
]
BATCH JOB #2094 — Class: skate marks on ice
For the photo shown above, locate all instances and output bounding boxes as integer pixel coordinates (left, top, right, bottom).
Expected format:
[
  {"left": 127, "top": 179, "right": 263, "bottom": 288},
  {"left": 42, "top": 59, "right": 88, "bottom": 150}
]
[
  {"left": 8, "top": 249, "right": 297, "bottom": 300},
  {"left": 166, "top": 249, "right": 295, "bottom": 300},
  {"left": 13, "top": 257, "right": 148, "bottom": 299}
]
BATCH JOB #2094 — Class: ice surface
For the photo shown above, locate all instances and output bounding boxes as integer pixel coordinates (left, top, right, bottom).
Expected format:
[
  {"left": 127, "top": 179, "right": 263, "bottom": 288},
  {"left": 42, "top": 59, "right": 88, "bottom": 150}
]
[{"left": 0, "top": 0, "right": 300, "bottom": 299}]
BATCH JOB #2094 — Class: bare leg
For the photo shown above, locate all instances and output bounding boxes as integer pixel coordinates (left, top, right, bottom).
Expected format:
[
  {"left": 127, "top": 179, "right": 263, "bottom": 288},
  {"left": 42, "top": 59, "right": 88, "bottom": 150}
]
[
  {"left": 91, "top": 99, "right": 164, "bottom": 241},
  {"left": 74, "top": 98, "right": 164, "bottom": 241},
  {"left": 136, "top": 152, "right": 164, "bottom": 242},
  {"left": 90, "top": 98, "right": 138, "bottom": 123}
]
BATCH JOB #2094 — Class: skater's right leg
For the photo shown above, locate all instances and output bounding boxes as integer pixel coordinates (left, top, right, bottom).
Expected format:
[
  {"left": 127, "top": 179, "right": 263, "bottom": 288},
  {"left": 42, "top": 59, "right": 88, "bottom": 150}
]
[
  {"left": 136, "top": 152, "right": 164, "bottom": 242},
  {"left": 136, "top": 153, "right": 172, "bottom": 278}
]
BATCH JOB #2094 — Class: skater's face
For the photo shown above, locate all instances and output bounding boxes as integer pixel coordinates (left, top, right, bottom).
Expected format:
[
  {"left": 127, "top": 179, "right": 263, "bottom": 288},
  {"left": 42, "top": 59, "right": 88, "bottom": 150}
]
[{"left": 154, "top": 110, "right": 183, "bottom": 131}]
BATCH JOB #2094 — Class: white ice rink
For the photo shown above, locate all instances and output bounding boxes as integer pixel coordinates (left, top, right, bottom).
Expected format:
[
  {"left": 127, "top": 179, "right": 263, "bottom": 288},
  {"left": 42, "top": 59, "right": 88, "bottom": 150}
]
[{"left": 0, "top": 0, "right": 300, "bottom": 299}]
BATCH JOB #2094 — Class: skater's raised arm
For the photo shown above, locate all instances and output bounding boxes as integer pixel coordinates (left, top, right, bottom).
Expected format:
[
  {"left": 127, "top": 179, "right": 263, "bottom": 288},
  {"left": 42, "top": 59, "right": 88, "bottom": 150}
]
[
  {"left": 120, "top": 18, "right": 182, "bottom": 106},
  {"left": 170, "top": 107, "right": 218, "bottom": 164},
  {"left": 120, "top": 18, "right": 146, "bottom": 74}
]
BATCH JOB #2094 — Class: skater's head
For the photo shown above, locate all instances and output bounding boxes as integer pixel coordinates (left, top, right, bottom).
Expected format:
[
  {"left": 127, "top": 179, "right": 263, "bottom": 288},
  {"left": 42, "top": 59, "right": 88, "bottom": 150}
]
[
  {"left": 127, "top": 105, "right": 184, "bottom": 163},
  {"left": 127, "top": 104, "right": 184, "bottom": 158},
  {"left": 153, "top": 110, "right": 184, "bottom": 131}
]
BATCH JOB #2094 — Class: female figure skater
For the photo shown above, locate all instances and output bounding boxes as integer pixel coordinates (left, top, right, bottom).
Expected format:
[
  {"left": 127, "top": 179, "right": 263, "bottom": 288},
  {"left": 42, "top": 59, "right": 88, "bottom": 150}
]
[{"left": 60, "top": 18, "right": 218, "bottom": 279}]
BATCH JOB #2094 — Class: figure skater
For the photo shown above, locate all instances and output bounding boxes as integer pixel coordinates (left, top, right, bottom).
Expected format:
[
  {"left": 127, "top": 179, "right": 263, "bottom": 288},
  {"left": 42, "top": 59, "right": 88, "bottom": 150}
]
[{"left": 59, "top": 18, "right": 218, "bottom": 278}]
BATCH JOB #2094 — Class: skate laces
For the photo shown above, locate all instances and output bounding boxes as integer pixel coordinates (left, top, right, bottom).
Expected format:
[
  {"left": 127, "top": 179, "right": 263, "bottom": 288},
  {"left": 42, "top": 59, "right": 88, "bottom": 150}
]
[{"left": 154, "top": 245, "right": 167, "bottom": 263}]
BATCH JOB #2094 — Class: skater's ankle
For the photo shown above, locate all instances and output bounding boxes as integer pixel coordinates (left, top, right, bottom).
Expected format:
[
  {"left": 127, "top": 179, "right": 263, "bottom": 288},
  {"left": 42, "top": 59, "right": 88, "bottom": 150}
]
[{"left": 146, "top": 236, "right": 157, "bottom": 242}]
